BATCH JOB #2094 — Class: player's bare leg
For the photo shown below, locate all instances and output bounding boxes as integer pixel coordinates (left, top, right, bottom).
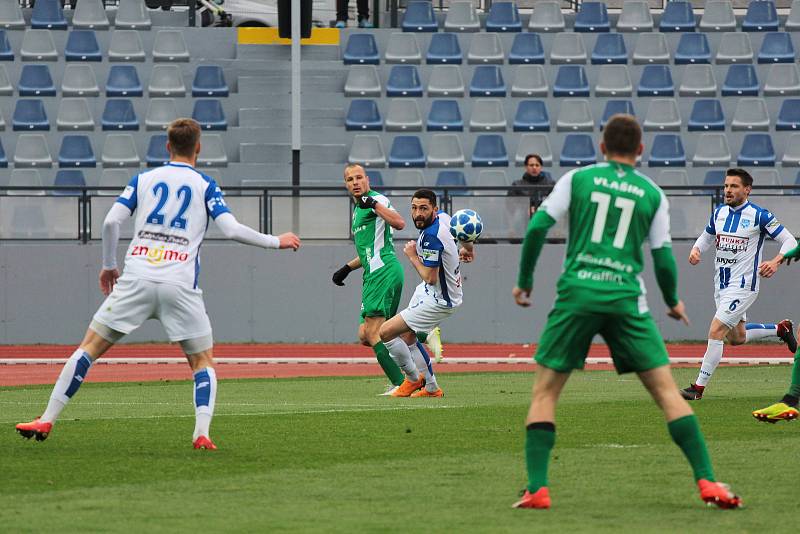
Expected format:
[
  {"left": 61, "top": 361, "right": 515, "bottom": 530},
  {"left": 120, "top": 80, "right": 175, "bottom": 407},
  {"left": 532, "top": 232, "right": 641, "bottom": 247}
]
[
  {"left": 186, "top": 347, "right": 217, "bottom": 450},
  {"left": 681, "top": 318, "right": 732, "bottom": 400}
]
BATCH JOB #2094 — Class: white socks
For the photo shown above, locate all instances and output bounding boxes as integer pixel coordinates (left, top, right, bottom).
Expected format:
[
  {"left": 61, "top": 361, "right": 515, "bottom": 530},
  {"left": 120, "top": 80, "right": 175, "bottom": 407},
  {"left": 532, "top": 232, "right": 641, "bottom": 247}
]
[
  {"left": 384, "top": 337, "right": 420, "bottom": 382},
  {"left": 409, "top": 341, "right": 439, "bottom": 392},
  {"left": 745, "top": 323, "right": 778, "bottom": 342},
  {"left": 41, "top": 348, "right": 94, "bottom": 423},
  {"left": 696, "top": 339, "right": 724, "bottom": 387},
  {"left": 193, "top": 367, "right": 217, "bottom": 440}
]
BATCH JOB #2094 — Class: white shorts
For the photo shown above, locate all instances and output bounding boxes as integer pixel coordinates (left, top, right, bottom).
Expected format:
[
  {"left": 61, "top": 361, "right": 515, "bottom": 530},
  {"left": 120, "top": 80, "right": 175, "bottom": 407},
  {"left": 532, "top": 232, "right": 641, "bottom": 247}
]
[
  {"left": 399, "top": 284, "right": 458, "bottom": 334},
  {"left": 713, "top": 287, "right": 759, "bottom": 329},
  {"left": 93, "top": 277, "right": 213, "bottom": 342}
]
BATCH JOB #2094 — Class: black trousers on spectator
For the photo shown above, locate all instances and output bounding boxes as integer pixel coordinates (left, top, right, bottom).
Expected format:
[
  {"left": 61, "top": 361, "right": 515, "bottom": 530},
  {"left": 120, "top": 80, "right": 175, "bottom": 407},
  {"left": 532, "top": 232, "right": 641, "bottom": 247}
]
[{"left": 337, "top": 0, "right": 370, "bottom": 21}]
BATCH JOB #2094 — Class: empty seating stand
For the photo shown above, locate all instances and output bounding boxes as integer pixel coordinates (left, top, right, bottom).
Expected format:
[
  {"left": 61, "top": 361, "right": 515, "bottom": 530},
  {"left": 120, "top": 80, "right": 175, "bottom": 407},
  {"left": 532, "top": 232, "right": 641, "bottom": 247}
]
[
  {"left": 65, "top": 30, "right": 102, "bottom": 62},
  {"left": 31, "top": 0, "right": 67, "bottom": 30},
  {"left": 486, "top": 2, "right": 522, "bottom": 32},
  {"left": 192, "top": 66, "right": 229, "bottom": 97},
  {"left": 574, "top": 2, "right": 610, "bottom": 32},
  {"left": 58, "top": 135, "right": 96, "bottom": 168},
  {"left": 343, "top": 34, "right": 379, "bottom": 64},
  {"left": 346, "top": 99, "right": 383, "bottom": 131},
  {"left": 427, "top": 33, "right": 463, "bottom": 64},
  {"left": 102, "top": 99, "right": 139, "bottom": 131},
  {"left": 402, "top": 1, "right": 438, "bottom": 32}
]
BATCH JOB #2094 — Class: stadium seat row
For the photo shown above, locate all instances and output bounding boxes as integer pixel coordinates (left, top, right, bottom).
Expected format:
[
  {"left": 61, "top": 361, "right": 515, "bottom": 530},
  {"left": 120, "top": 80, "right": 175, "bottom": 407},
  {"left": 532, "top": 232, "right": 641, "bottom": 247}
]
[{"left": 0, "top": 0, "right": 151, "bottom": 30}]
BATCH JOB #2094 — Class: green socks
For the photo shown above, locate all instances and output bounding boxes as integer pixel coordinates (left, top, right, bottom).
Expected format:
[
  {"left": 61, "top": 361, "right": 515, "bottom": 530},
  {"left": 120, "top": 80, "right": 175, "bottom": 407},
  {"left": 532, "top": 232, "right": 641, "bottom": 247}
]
[
  {"left": 667, "top": 415, "right": 715, "bottom": 482},
  {"left": 373, "top": 342, "right": 404, "bottom": 387},
  {"left": 786, "top": 348, "right": 800, "bottom": 400},
  {"left": 415, "top": 331, "right": 428, "bottom": 344},
  {"left": 525, "top": 422, "right": 556, "bottom": 493}
]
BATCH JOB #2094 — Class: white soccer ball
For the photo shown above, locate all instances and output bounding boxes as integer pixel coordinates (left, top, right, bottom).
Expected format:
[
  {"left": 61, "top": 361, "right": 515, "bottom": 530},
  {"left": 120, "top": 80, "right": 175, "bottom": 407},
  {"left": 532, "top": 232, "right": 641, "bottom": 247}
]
[{"left": 449, "top": 209, "right": 483, "bottom": 242}]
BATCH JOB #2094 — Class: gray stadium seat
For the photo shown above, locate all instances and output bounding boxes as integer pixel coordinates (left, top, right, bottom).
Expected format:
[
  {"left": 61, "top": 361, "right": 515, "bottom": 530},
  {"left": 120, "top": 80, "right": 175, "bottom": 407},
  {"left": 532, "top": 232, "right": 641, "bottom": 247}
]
[
  {"left": 385, "top": 33, "right": 422, "bottom": 64},
  {"left": 0, "top": 64, "right": 12, "bottom": 96},
  {"left": 56, "top": 98, "right": 94, "bottom": 131},
  {"left": 782, "top": 134, "right": 800, "bottom": 166},
  {"left": 345, "top": 65, "right": 381, "bottom": 97},
  {"left": 556, "top": 100, "right": 594, "bottom": 131},
  {"left": 385, "top": 99, "right": 423, "bottom": 131},
  {"left": 14, "top": 134, "right": 52, "bottom": 168},
  {"left": 529, "top": 1, "right": 565, "bottom": 33},
  {"left": 678, "top": 64, "right": 718, "bottom": 96},
  {"left": 349, "top": 135, "right": 386, "bottom": 167},
  {"left": 145, "top": 98, "right": 178, "bottom": 130},
  {"left": 21, "top": 29, "right": 58, "bottom": 61},
  {"left": 444, "top": 1, "right": 481, "bottom": 32},
  {"left": 594, "top": 65, "right": 633, "bottom": 96},
  {"left": 393, "top": 169, "right": 425, "bottom": 187},
  {"left": 616, "top": 1, "right": 654, "bottom": 32},
  {"left": 750, "top": 168, "right": 780, "bottom": 186},
  {"left": 657, "top": 169, "right": 689, "bottom": 186},
  {"left": 8, "top": 169, "right": 44, "bottom": 195},
  {"left": 148, "top": 64, "right": 186, "bottom": 97},
  {"left": 731, "top": 98, "right": 770, "bottom": 131},
  {"left": 427, "top": 65, "right": 465, "bottom": 96},
  {"left": 692, "top": 133, "right": 731, "bottom": 166},
  {"left": 716, "top": 33, "right": 753, "bottom": 64},
  {"left": 699, "top": 1, "right": 737, "bottom": 32},
  {"left": 643, "top": 98, "right": 682, "bottom": 131},
  {"left": 108, "top": 30, "right": 146, "bottom": 62},
  {"left": 470, "top": 99, "right": 507, "bottom": 131},
  {"left": 763, "top": 64, "right": 800, "bottom": 96},
  {"left": 515, "top": 134, "right": 553, "bottom": 166},
  {"left": 197, "top": 134, "right": 227, "bottom": 167},
  {"left": 152, "top": 30, "right": 190, "bottom": 62},
  {"left": 787, "top": 0, "right": 800, "bottom": 31},
  {"left": 427, "top": 134, "right": 465, "bottom": 167},
  {"left": 62, "top": 64, "right": 100, "bottom": 97},
  {"left": 72, "top": 0, "right": 110, "bottom": 29},
  {"left": 633, "top": 32, "right": 670, "bottom": 64},
  {"left": 467, "top": 33, "right": 504, "bottom": 64},
  {"left": 476, "top": 169, "right": 510, "bottom": 191},
  {"left": 115, "top": 0, "right": 152, "bottom": 30},
  {"left": 511, "top": 65, "right": 548, "bottom": 97},
  {"left": 99, "top": 168, "right": 132, "bottom": 193},
  {"left": 102, "top": 133, "right": 140, "bottom": 167},
  {"left": 550, "top": 32, "right": 587, "bottom": 64},
  {"left": 0, "top": 0, "right": 25, "bottom": 29}
]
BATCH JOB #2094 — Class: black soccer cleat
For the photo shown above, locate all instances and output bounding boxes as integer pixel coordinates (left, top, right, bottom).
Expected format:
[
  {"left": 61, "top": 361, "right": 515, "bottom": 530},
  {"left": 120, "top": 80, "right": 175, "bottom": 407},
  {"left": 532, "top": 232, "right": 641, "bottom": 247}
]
[
  {"left": 680, "top": 384, "right": 704, "bottom": 401},
  {"left": 776, "top": 319, "right": 797, "bottom": 354}
]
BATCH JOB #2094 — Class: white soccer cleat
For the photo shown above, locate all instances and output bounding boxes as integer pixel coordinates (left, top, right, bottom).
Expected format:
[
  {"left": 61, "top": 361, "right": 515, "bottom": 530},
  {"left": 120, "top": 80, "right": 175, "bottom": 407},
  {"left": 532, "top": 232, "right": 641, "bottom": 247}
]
[
  {"left": 378, "top": 384, "right": 400, "bottom": 396},
  {"left": 428, "top": 326, "right": 444, "bottom": 363}
]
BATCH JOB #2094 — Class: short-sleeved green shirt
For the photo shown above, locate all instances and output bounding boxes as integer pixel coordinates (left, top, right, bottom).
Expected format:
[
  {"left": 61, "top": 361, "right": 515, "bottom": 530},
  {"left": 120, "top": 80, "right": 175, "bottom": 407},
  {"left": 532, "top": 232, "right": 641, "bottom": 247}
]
[{"left": 352, "top": 190, "right": 400, "bottom": 280}]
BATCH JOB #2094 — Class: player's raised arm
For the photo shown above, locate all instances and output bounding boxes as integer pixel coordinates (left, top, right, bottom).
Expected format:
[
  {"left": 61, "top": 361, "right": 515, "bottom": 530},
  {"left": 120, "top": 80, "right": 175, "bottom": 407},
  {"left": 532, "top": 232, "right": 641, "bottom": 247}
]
[
  {"left": 404, "top": 240, "right": 439, "bottom": 285},
  {"left": 358, "top": 195, "right": 405, "bottom": 231}
]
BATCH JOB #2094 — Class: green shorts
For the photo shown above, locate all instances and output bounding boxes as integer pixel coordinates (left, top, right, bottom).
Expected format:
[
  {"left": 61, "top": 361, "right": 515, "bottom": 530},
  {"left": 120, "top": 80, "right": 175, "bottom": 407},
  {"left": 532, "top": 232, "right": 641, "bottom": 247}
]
[
  {"left": 360, "top": 262, "right": 404, "bottom": 321},
  {"left": 535, "top": 307, "right": 670, "bottom": 374}
]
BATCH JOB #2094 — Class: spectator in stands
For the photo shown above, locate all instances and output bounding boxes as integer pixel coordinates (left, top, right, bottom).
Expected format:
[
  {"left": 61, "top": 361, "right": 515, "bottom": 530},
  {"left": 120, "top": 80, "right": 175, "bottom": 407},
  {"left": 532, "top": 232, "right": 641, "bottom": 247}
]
[
  {"left": 508, "top": 154, "right": 554, "bottom": 215},
  {"left": 335, "top": 0, "right": 372, "bottom": 28}
]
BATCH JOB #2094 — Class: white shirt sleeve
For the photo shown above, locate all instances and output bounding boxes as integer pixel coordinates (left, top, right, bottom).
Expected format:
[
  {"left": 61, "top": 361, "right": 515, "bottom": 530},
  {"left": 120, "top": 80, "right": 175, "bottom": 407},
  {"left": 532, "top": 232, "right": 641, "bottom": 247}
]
[
  {"left": 102, "top": 202, "right": 132, "bottom": 270},
  {"left": 772, "top": 227, "right": 799, "bottom": 255},
  {"left": 539, "top": 170, "right": 574, "bottom": 222},
  {"left": 648, "top": 192, "right": 672, "bottom": 249},
  {"left": 214, "top": 212, "right": 280, "bottom": 249},
  {"left": 693, "top": 232, "right": 715, "bottom": 253}
]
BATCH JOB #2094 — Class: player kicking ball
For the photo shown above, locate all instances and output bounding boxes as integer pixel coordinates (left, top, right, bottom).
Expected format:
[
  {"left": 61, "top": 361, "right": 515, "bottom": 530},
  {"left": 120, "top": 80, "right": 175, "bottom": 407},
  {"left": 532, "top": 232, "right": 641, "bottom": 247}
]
[
  {"left": 15, "top": 119, "right": 301, "bottom": 449},
  {"left": 680, "top": 169, "right": 798, "bottom": 401},
  {"left": 512, "top": 115, "right": 741, "bottom": 510},
  {"left": 378, "top": 190, "right": 474, "bottom": 398}
]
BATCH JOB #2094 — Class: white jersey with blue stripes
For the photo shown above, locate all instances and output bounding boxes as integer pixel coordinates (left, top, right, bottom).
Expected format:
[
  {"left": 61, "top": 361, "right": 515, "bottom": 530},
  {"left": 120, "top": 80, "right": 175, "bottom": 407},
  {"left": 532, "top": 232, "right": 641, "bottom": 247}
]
[
  {"left": 705, "top": 201, "right": 784, "bottom": 293},
  {"left": 115, "top": 162, "right": 230, "bottom": 289},
  {"left": 416, "top": 212, "right": 463, "bottom": 307}
]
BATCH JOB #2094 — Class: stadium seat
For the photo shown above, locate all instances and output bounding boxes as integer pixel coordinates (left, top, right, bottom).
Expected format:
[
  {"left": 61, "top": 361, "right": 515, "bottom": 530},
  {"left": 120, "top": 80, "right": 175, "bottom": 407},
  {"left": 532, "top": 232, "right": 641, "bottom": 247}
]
[
  {"left": 348, "top": 134, "right": 386, "bottom": 167},
  {"left": 750, "top": 168, "right": 780, "bottom": 186},
  {"left": 65, "top": 30, "right": 102, "bottom": 62},
  {"left": 387, "top": 65, "right": 423, "bottom": 96},
  {"left": 550, "top": 32, "right": 587, "bottom": 64},
  {"left": 152, "top": 30, "right": 190, "bottom": 62},
  {"left": 485, "top": 2, "right": 522, "bottom": 32},
  {"left": 763, "top": 64, "right": 800, "bottom": 96},
  {"left": 427, "top": 100, "right": 463, "bottom": 131},
  {"left": 427, "top": 134, "right": 465, "bottom": 167},
  {"left": 145, "top": 98, "right": 178, "bottom": 130},
  {"left": 385, "top": 33, "right": 422, "bottom": 64},
  {"left": 509, "top": 33, "right": 545, "bottom": 64},
  {"left": 721, "top": 64, "right": 759, "bottom": 96},
  {"left": 101, "top": 134, "right": 140, "bottom": 167},
  {"left": 58, "top": 135, "right": 96, "bottom": 168},
  {"left": 426, "top": 33, "right": 462, "bottom": 64},
  {"left": 742, "top": 1, "right": 778, "bottom": 32},
  {"left": 392, "top": 169, "right": 424, "bottom": 188},
  {"left": 516, "top": 133, "right": 553, "bottom": 166},
  {"left": 7, "top": 169, "right": 43, "bottom": 194},
  {"left": 62, "top": 64, "right": 99, "bottom": 97},
  {"left": 146, "top": 134, "right": 169, "bottom": 167},
  {"left": 731, "top": 98, "right": 770, "bottom": 131},
  {"left": 467, "top": 32, "right": 504, "bottom": 64},
  {"left": 692, "top": 133, "right": 731, "bottom": 166},
  {"left": 102, "top": 99, "right": 139, "bottom": 131},
  {"left": 657, "top": 169, "right": 690, "bottom": 187},
  {"left": 513, "top": 100, "right": 550, "bottom": 131},
  {"left": 56, "top": 98, "right": 94, "bottom": 131},
  {"left": 72, "top": 0, "right": 109, "bottom": 30},
  {"left": 675, "top": 33, "right": 711, "bottom": 64},
  {"left": 12, "top": 99, "right": 49, "bottom": 131},
  {"left": 388, "top": 136, "right": 425, "bottom": 167},
  {"left": 401, "top": 1, "right": 438, "bottom": 32},
  {"left": 385, "top": 99, "right": 423, "bottom": 131},
  {"left": 595, "top": 64, "right": 633, "bottom": 96},
  {"left": 115, "top": 0, "right": 152, "bottom": 30},
  {"left": 470, "top": 65, "right": 506, "bottom": 97},
  {"left": 0, "top": 0, "right": 25, "bottom": 29},
  {"left": 716, "top": 32, "right": 753, "bottom": 64},
  {"left": 701, "top": 169, "right": 725, "bottom": 194},
  {"left": 444, "top": 1, "right": 480, "bottom": 32},
  {"left": 434, "top": 170, "right": 468, "bottom": 193},
  {"left": 475, "top": 169, "right": 510, "bottom": 191},
  {"left": 53, "top": 170, "right": 87, "bottom": 196},
  {"left": 687, "top": 99, "right": 725, "bottom": 131},
  {"left": 345, "top": 99, "right": 382, "bottom": 131},
  {"left": 758, "top": 32, "right": 795, "bottom": 63},
  {"left": 427, "top": 65, "right": 464, "bottom": 96},
  {"left": 776, "top": 99, "right": 800, "bottom": 130},
  {"left": 345, "top": 65, "right": 381, "bottom": 96},
  {"left": 591, "top": 33, "right": 627, "bottom": 64},
  {"left": 149, "top": 64, "right": 186, "bottom": 97},
  {"left": 599, "top": 100, "right": 635, "bottom": 129},
  {"left": 0, "top": 64, "right": 10, "bottom": 96},
  {"left": 470, "top": 99, "right": 507, "bottom": 131},
  {"left": 559, "top": 134, "right": 596, "bottom": 166},
  {"left": 31, "top": 0, "right": 67, "bottom": 30},
  {"left": 616, "top": 1, "right": 653, "bottom": 32},
  {"left": 678, "top": 64, "right": 718, "bottom": 96},
  {"left": 648, "top": 134, "right": 686, "bottom": 167},
  {"left": 471, "top": 134, "right": 508, "bottom": 167},
  {"left": 365, "top": 170, "right": 384, "bottom": 187},
  {"left": 553, "top": 65, "right": 590, "bottom": 97},
  {"left": 0, "top": 29, "right": 12, "bottom": 60},
  {"left": 21, "top": 29, "right": 58, "bottom": 61},
  {"left": 787, "top": 0, "right": 800, "bottom": 31},
  {"left": 659, "top": 1, "right": 695, "bottom": 32},
  {"left": 108, "top": 30, "right": 146, "bottom": 62},
  {"left": 700, "top": 0, "right": 736, "bottom": 32},
  {"left": 18, "top": 65, "right": 56, "bottom": 96},
  {"left": 738, "top": 133, "right": 775, "bottom": 166},
  {"left": 643, "top": 98, "right": 681, "bottom": 131},
  {"left": 511, "top": 65, "right": 548, "bottom": 97},
  {"left": 556, "top": 99, "right": 593, "bottom": 131},
  {"left": 574, "top": 2, "right": 610, "bottom": 32},
  {"left": 14, "top": 134, "right": 52, "bottom": 168},
  {"left": 192, "top": 66, "right": 229, "bottom": 97},
  {"left": 637, "top": 65, "right": 674, "bottom": 96},
  {"left": 106, "top": 65, "right": 143, "bottom": 97},
  {"left": 528, "top": 1, "right": 565, "bottom": 32},
  {"left": 633, "top": 32, "right": 670, "bottom": 64},
  {"left": 783, "top": 134, "right": 800, "bottom": 166},
  {"left": 0, "top": 139, "right": 8, "bottom": 167},
  {"left": 343, "top": 34, "right": 380, "bottom": 65},
  {"left": 196, "top": 134, "right": 227, "bottom": 167}
]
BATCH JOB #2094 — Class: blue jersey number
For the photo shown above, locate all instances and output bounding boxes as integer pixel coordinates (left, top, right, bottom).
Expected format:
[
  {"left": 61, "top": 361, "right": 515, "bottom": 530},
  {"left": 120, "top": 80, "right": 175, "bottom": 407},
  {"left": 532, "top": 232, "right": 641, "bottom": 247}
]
[
  {"left": 728, "top": 299, "right": 740, "bottom": 312},
  {"left": 146, "top": 182, "right": 192, "bottom": 229}
]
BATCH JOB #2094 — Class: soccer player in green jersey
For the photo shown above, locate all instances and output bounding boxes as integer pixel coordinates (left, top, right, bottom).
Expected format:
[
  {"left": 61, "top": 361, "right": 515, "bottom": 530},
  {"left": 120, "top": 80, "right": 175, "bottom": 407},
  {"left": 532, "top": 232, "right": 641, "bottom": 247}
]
[{"left": 511, "top": 115, "right": 742, "bottom": 510}]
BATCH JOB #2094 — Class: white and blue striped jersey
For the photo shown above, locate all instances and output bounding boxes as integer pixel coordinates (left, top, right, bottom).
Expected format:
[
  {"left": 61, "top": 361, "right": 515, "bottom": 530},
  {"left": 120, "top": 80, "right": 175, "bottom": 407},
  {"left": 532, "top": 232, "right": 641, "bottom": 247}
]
[
  {"left": 416, "top": 212, "right": 463, "bottom": 307},
  {"left": 705, "top": 201, "right": 784, "bottom": 293},
  {"left": 115, "top": 162, "right": 230, "bottom": 289}
]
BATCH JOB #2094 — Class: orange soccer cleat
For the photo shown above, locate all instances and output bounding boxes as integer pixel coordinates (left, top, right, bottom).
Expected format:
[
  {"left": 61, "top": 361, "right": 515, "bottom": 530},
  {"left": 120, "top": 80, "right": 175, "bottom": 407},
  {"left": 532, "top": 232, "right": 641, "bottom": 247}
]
[
  {"left": 390, "top": 376, "right": 425, "bottom": 397},
  {"left": 698, "top": 479, "right": 742, "bottom": 509},
  {"left": 16, "top": 418, "right": 53, "bottom": 442},
  {"left": 410, "top": 388, "right": 444, "bottom": 398},
  {"left": 512, "top": 487, "right": 551, "bottom": 509},
  {"left": 193, "top": 436, "right": 217, "bottom": 450}
]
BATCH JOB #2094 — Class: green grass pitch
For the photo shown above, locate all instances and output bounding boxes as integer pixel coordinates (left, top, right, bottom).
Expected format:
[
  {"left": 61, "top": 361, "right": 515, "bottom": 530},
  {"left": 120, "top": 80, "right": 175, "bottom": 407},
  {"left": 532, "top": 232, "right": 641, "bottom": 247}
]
[{"left": 1, "top": 367, "right": 796, "bottom": 533}]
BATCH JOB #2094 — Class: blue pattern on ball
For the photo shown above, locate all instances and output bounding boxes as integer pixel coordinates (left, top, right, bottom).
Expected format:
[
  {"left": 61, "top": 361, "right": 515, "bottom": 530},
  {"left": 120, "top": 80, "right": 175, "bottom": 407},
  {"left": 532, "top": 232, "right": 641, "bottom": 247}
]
[{"left": 449, "top": 208, "right": 483, "bottom": 243}]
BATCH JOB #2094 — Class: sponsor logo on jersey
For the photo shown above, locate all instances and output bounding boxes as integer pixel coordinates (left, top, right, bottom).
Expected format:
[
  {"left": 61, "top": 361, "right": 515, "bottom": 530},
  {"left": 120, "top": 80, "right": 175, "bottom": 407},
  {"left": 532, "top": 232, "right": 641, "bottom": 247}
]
[
  {"left": 137, "top": 230, "right": 189, "bottom": 246},
  {"left": 716, "top": 234, "right": 749, "bottom": 253},
  {"left": 592, "top": 177, "right": 645, "bottom": 198},
  {"left": 353, "top": 224, "right": 368, "bottom": 234},
  {"left": 577, "top": 269, "right": 624, "bottom": 284},
  {"left": 576, "top": 253, "right": 634, "bottom": 273},
  {"left": 130, "top": 245, "right": 190, "bottom": 265},
  {"left": 421, "top": 248, "right": 440, "bottom": 262},
  {"left": 741, "top": 219, "right": 751, "bottom": 229},
  {"left": 766, "top": 219, "right": 780, "bottom": 231},
  {"left": 716, "top": 257, "right": 738, "bottom": 265}
]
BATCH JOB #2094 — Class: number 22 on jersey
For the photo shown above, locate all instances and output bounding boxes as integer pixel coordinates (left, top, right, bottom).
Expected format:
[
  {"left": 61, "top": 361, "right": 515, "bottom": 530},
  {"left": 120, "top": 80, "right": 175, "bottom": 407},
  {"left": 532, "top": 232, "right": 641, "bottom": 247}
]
[{"left": 146, "top": 182, "right": 192, "bottom": 230}]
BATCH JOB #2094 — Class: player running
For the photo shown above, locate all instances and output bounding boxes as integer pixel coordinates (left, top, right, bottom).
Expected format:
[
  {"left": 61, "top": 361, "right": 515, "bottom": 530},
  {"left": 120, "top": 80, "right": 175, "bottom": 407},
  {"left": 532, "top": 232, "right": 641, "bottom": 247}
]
[
  {"left": 512, "top": 115, "right": 741, "bottom": 510},
  {"left": 15, "top": 119, "right": 301, "bottom": 449},
  {"left": 680, "top": 169, "right": 798, "bottom": 401},
  {"left": 378, "top": 190, "right": 474, "bottom": 398}
]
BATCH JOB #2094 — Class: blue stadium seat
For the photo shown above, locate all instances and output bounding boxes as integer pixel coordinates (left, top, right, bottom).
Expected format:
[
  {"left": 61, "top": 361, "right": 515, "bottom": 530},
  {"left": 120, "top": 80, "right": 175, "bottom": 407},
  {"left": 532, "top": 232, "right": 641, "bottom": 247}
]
[
  {"left": 776, "top": 99, "right": 800, "bottom": 130},
  {"left": 486, "top": 2, "right": 522, "bottom": 32},
  {"left": 106, "top": 65, "right": 143, "bottom": 97},
  {"left": 58, "top": 135, "right": 96, "bottom": 167},
  {"left": 146, "top": 134, "right": 170, "bottom": 167},
  {"left": 53, "top": 169, "right": 86, "bottom": 196},
  {"left": 738, "top": 133, "right": 775, "bottom": 166},
  {"left": 513, "top": 100, "right": 550, "bottom": 131},
  {"left": 18, "top": 65, "right": 56, "bottom": 96},
  {"left": 574, "top": 2, "right": 610, "bottom": 32},
  {"left": 101, "top": 99, "right": 139, "bottom": 131},
  {"left": 435, "top": 170, "right": 469, "bottom": 195},
  {"left": 65, "top": 30, "right": 102, "bottom": 61},
  {"left": 469, "top": 65, "right": 506, "bottom": 96},
  {"left": 688, "top": 99, "right": 725, "bottom": 131},
  {"left": 599, "top": 100, "right": 635, "bottom": 129},
  {"left": 591, "top": 33, "right": 628, "bottom": 64},
  {"left": 366, "top": 170, "right": 384, "bottom": 187},
  {"left": 742, "top": 1, "right": 779, "bottom": 32},
  {"left": 659, "top": 1, "right": 696, "bottom": 32},
  {"left": 559, "top": 134, "right": 596, "bottom": 166},
  {"left": 426, "top": 33, "right": 462, "bottom": 64},
  {"left": 388, "top": 135, "right": 426, "bottom": 167},
  {"left": 343, "top": 34, "right": 380, "bottom": 65},
  {"left": 31, "top": 0, "right": 67, "bottom": 30},
  {"left": 553, "top": 65, "right": 590, "bottom": 97},
  {"left": 387, "top": 65, "right": 423, "bottom": 96},
  {"left": 471, "top": 134, "right": 508, "bottom": 167},
  {"left": 648, "top": 134, "right": 686, "bottom": 166},
  {"left": 402, "top": 1, "right": 438, "bottom": 32},
  {"left": 674, "top": 33, "right": 711, "bottom": 64},
  {"left": 721, "top": 64, "right": 759, "bottom": 96},
  {"left": 192, "top": 66, "right": 229, "bottom": 97},
  {"left": 758, "top": 32, "right": 795, "bottom": 63},
  {"left": 427, "top": 100, "right": 463, "bottom": 131},
  {"left": 0, "top": 30, "right": 13, "bottom": 60},
  {"left": 509, "top": 33, "right": 545, "bottom": 64},
  {"left": 637, "top": 65, "right": 674, "bottom": 96},
  {"left": 192, "top": 99, "right": 227, "bottom": 130},
  {"left": 12, "top": 99, "right": 49, "bottom": 131},
  {"left": 0, "top": 139, "right": 7, "bottom": 168},
  {"left": 345, "top": 99, "right": 383, "bottom": 131},
  {"left": 700, "top": 170, "right": 725, "bottom": 195}
]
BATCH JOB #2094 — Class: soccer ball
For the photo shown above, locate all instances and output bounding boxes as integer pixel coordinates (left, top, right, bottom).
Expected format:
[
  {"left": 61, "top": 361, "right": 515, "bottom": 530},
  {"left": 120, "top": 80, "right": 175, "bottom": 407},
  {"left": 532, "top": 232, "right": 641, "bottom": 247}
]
[{"left": 449, "top": 209, "right": 483, "bottom": 242}]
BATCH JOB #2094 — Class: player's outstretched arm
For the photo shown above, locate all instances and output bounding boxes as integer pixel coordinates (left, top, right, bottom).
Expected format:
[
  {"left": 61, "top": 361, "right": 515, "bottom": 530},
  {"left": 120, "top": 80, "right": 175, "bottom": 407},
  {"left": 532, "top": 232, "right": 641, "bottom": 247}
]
[
  {"left": 358, "top": 195, "right": 405, "bottom": 231},
  {"left": 332, "top": 257, "right": 362, "bottom": 286},
  {"left": 214, "top": 212, "right": 300, "bottom": 250},
  {"left": 99, "top": 202, "right": 131, "bottom": 295}
]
